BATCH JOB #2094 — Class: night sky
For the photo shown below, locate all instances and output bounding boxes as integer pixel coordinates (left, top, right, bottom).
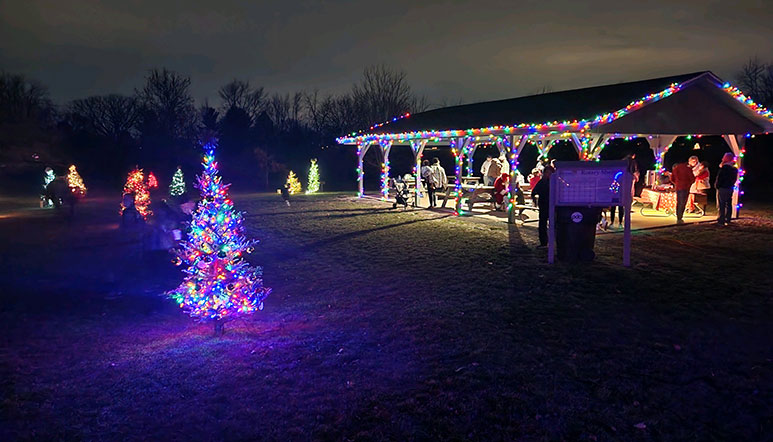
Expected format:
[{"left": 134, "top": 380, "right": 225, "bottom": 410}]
[{"left": 2, "top": 0, "right": 772, "bottom": 106}]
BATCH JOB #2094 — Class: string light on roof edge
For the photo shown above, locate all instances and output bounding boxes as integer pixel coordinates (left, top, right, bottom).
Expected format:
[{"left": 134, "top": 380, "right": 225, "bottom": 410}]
[{"left": 167, "top": 138, "right": 271, "bottom": 334}]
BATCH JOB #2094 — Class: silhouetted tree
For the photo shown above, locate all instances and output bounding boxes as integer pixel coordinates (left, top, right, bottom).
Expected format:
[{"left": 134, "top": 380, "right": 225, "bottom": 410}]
[
  {"left": 0, "top": 71, "right": 54, "bottom": 124},
  {"left": 351, "top": 65, "right": 428, "bottom": 129},
  {"left": 135, "top": 68, "right": 199, "bottom": 175},
  {"left": 66, "top": 94, "right": 139, "bottom": 142},
  {"left": 218, "top": 80, "right": 267, "bottom": 124},
  {"left": 737, "top": 56, "right": 773, "bottom": 106}
]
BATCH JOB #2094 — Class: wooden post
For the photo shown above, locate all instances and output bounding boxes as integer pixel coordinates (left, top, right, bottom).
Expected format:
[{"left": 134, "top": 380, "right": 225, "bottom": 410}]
[
  {"left": 547, "top": 171, "right": 557, "bottom": 264},
  {"left": 411, "top": 140, "right": 427, "bottom": 207},
  {"left": 452, "top": 137, "right": 470, "bottom": 213},
  {"left": 379, "top": 140, "right": 392, "bottom": 200},
  {"left": 722, "top": 134, "right": 745, "bottom": 218},
  {"left": 356, "top": 142, "right": 371, "bottom": 197},
  {"left": 623, "top": 168, "right": 633, "bottom": 267},
  {"left": 507, "top": 135, "right": 528, "bottom": 224}
]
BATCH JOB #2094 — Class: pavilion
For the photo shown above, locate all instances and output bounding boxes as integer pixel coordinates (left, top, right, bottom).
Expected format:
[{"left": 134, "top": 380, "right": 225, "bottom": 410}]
[{"left": 337, "top": 71, "right": 773, "bottom": 223}]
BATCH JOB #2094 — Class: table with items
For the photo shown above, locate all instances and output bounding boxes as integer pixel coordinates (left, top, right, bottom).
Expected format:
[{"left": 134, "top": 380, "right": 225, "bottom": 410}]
[{"left": 639, "top": 187, "right": 701, "bottom": 216}]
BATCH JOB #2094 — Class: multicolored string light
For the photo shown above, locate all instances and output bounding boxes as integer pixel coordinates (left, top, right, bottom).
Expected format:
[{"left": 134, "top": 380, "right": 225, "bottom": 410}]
[
  {"left": 167, "top": 139, "right": 271, "bottom": 327},
  {"left": 306, "top": 159, "right": 320, "bottom": 194},
  {"left": 286, "top": 171, "right": 302, "bottom": 194},
  {"left": 338, "top": 83, "right": 685, "bottom": 144},
  {"left": 169, "top": 167, "right": 186, "bottom": 196},
  {"left": 66, "top": 165, "right": 87, "bottom": 197},
  {"left": 122, "top": 168, "right": 152, "bottom": 219}
]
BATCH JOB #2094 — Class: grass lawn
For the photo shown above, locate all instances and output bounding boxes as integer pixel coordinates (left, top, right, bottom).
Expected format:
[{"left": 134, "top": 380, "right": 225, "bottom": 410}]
[{"left": 1, "top": 192, "right": 771, "bottom": 440}]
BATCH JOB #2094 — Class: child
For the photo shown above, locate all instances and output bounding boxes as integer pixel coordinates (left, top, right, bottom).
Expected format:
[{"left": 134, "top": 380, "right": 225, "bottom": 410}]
[{"left": 280, "top": 184, "right": 291, "bottom": 206}]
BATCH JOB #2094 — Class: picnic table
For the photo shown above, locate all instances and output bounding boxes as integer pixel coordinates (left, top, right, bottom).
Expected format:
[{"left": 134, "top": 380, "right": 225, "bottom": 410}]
[
  {"left": 440, "top": 184, "right": 496, "bottom": 209},
  {"left": 639, "top": 188, "right": 702, "bottom": 216}
]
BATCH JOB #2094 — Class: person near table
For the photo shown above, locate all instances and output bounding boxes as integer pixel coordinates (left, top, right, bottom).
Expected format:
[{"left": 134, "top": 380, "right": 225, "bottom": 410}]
[
  {"left": 499, "top": 153, "right": 510, "bottom": 176},
  {"left": 532, "top": 165, "right": 554, "bottom": 247},
  {"left": 690, "top": 158, "right": 710, "bottom": 194},
  {"left": 493, "top": 172, "right": 510, "bottom": 211},
  {"left": 715, "top": 153, "right": 738, "bottom": 226},
  {"left": 420, "top": 159, "right": 431, "bottom": 198},
  {"left": 480, "top": 155, "right": 493, "bottom": 185},
  {"left": 670, "top": 161, "right": 694, "bottom": 224},
  {"left": 529, "top": 168, "right": 541, "bottom": 190},
  {"left": 428, "top": 157, "right": 447, "bottom": 208},
  {"left": 609, "top": 154, "right": 639, "bottom": 228},
  {"left": 487, "top": 158, "right": 502, "bottom": 186}
]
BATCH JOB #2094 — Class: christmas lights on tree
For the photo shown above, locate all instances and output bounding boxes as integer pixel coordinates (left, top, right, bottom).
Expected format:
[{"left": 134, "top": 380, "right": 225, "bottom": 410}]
[
  {"left": 286, "top": 170, "right": 302, "bottom": 194},
  {"left": 306, "top": 159, "right": 320, "bottom": 194},
  {"left": 122, "top": 168, "right": 152, "bottom": 219},
  {"left": 66, "top": 165, "right": 87, "bottom": 197},
  {"left": 147, "top": 172, "right": 159, "bottom": 190},
  {"left": 169, "top": 167, "right": 186, "bottom": 196},
  {"left": 167, "top": 138, "right": 271, "bottom": 334}
]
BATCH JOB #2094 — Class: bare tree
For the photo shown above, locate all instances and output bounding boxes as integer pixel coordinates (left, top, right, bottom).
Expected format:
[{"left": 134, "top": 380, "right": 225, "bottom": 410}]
[
  {"left": 218, "top": 79, "right": 267, "bottom": 123},
  {"left": 267, "top": 93, "right": 292, "bottom": 131},
  {"left": 736, "top": 56, "right": 773, "bottom": 106},
  {"left": 67, "top": 94, "right": 140, "bottom": 141},
  {"left": 351, "top": 65, "right": 427, "bottom": 128},
  {"left": 0, "top": 71, "right": 53, "bottom": 124},
  {"left": 135, "top": 68, "right": 198, "bottom": 140}
]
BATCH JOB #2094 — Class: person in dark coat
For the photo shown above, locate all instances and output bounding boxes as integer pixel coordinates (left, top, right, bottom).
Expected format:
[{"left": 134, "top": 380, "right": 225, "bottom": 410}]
[
  {"left": 715, "top": 152, "right": 738, "bottom": 226},
  {"left": 532, "top": 165, "right": 554, "bottom": 247}
]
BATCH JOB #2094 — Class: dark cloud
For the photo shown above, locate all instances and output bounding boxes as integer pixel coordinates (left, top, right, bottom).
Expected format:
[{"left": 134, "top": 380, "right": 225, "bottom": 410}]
[{"left": 1, "top": 0, "right": 771, "bottom": 105}]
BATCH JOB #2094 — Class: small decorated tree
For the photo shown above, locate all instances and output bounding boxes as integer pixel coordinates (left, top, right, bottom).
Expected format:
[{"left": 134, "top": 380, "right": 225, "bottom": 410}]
[
  {"left": 122, "top": 168, "right": 152, "bottom": 219},
  {"left": 147, "top": 172, "right": 159, "bottom": 190},
  {"left": 66, "top": 165, "right": 87, "bottom": 197},
  {"left": 306, "top": 159, "right": 320, "bottom": 194},
  {"left": 167, "top": 138, "right": 271, "bottom": 334},
  {"left": 169, "top": 167, "right": 186, "bottom": 196},
  {"left": 286, "top": 170, "right": 302, "bottom": 195}
]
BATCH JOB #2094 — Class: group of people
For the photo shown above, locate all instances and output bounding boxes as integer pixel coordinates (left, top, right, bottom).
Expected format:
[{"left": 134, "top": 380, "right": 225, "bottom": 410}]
[
  {"left": 479, "top": 155, "right": 510, "bottom": 186},
  {"left": 668, "top": 153, "right": 738, "bottom": 225},
  {"left": 420, "top": 157, "right": 448, "bottom": 208}
]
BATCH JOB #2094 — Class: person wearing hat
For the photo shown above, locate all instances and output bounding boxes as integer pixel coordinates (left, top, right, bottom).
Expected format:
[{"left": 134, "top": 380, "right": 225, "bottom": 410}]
[{"left": 715, "top": 153, "right": 738, "bottom": 226}]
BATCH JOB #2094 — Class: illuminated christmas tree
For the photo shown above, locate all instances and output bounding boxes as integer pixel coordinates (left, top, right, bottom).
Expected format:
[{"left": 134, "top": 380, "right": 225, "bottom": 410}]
[
  {"left": 306, "top": 159, "right": 320, "bottom": 194},
  {"left": 286, "top": 170, "right": 302, "bottom": 194},
  {"left": 147, "top": 172, "right": 159, "bottom": 190},
  {"left": 66, "top": 165, "right": 87, "bottom": 197},
  {"left": 167, "top": 138, "right": 271, "bottom": 334},
  {"left": 122, "top": 168, "right": 152, "bottom": 219},
  {"left": 169, "top": 167, "right": 186, "bottom": 196}
]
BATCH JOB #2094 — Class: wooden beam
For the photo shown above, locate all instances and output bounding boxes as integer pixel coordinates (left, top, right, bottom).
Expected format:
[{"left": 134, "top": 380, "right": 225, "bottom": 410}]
[
  {"left": 507, "top": 135, "right": 529, "bottom": 224},
  {"left": 411, "top": 140, "right": 428, "bottom": 206}
]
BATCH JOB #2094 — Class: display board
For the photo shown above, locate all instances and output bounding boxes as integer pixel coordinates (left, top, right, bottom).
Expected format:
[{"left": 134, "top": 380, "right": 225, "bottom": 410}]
[
  {"left": 554, "top": 162, "right": 627, "bottom": 206},
  {"left": 548, "top": 161, "right": 633, "bottom": 266}
]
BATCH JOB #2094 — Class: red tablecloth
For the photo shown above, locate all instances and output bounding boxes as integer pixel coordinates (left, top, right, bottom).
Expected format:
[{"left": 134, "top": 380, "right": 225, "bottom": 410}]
[{"left": 641, "top": 188, "right": 695, "bottom": 212}]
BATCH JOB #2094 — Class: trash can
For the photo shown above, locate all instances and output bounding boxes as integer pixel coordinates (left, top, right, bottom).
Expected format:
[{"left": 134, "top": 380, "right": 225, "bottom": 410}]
[{"left": 555, "top": 207, "right": 602, "bottom": 262}]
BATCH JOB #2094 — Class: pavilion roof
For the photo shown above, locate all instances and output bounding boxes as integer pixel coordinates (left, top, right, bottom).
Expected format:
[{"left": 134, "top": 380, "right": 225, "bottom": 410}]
[{"left": 337, "top": 71, "right": 773, "bottom": 144}]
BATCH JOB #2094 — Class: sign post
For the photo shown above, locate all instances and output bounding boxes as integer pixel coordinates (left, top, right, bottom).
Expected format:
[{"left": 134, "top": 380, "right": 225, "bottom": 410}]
[{"left": 548, "top": 161, "right": 633, "bottom": 266}]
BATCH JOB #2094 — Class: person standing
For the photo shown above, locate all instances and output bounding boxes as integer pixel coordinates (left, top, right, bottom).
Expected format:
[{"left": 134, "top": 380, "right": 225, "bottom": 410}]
[
  {"left": 420, "top": 159, "right": 431, "bottom": 204},
  {"left": 499, "top": 154, "right": 510, "bottom": 177},
  {"left": 670, "top": 161, "right": 694, "bottom": 224},
  {"left": 428, "top": 158, "right": 447, "bottom": 208},
  {"left": 487, "top": 158, "right": 502, "bottom": 186},
  {"left": 532, "top": 165, "right": 554, "bottom": 247},
  {"left": 480, "top": 155, "right": 493, "bottom": 185},
  {"left": 715, "top": 153, "right": 738, "bottom": 226}
]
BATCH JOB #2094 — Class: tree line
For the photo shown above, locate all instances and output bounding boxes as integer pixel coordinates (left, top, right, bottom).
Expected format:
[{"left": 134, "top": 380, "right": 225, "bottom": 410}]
[
  {"left": 0, "top": 65, "right": 428, "bottom": 191},
  {"left": 2, "top": 58, "right": 772, "bottom": 193}
]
